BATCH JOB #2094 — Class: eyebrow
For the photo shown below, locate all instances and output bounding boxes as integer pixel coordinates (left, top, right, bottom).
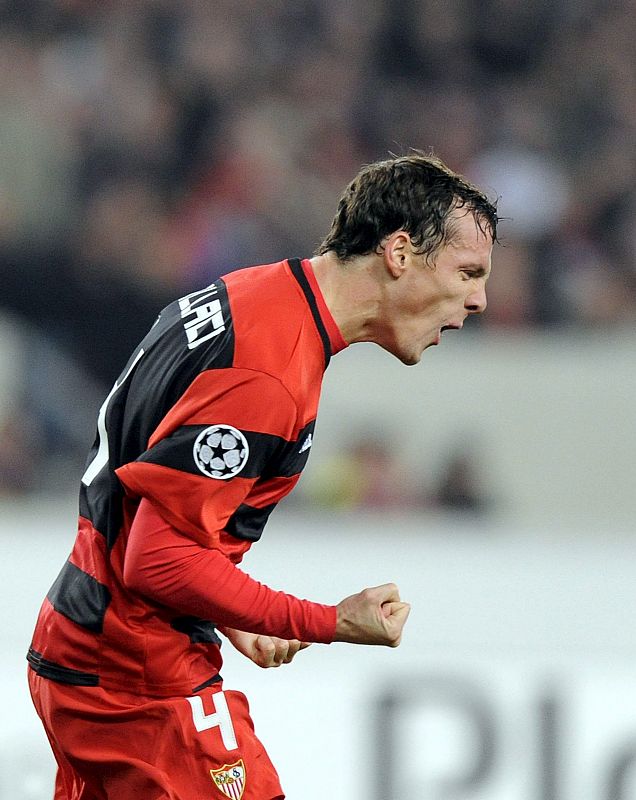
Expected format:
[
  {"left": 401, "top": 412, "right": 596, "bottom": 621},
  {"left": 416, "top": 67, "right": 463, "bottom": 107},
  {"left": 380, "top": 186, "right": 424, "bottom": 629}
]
[{"left": 464, "top": 265, "right": 490, "bottom": 278}]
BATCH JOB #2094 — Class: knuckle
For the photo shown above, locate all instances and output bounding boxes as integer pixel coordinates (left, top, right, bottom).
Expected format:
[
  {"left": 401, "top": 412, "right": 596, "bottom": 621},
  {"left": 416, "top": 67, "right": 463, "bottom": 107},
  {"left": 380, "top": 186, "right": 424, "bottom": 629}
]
[{"left": 361, "top": 587, "right": 375, "bottom": 602}]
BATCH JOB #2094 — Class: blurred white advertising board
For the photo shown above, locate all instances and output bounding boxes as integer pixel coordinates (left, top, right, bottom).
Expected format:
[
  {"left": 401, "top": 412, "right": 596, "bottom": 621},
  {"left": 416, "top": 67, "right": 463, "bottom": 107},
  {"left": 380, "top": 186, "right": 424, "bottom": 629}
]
[{"left": 2, "top": 503, "right": 636, "bottom": 800}]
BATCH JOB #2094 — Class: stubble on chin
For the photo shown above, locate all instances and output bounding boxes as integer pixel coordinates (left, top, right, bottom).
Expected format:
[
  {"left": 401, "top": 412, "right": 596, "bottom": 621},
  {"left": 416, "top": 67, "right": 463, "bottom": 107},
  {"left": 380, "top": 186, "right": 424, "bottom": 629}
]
[{"left": 399, "top": 349, "right": 422, "bottom": 366}]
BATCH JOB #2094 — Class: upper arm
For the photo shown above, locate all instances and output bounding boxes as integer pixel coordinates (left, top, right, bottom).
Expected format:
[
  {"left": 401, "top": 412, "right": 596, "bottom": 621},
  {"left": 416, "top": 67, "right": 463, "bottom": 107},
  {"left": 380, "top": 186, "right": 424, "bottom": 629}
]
[{"left": 116, "top": 368, "right": 298, "bottom": 551}]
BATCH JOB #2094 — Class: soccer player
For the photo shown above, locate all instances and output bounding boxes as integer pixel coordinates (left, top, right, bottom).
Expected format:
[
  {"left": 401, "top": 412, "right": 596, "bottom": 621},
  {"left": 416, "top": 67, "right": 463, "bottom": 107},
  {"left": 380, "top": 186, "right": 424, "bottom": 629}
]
[{"left": 27, "top": 153, "right": 497, "bottom": 800}]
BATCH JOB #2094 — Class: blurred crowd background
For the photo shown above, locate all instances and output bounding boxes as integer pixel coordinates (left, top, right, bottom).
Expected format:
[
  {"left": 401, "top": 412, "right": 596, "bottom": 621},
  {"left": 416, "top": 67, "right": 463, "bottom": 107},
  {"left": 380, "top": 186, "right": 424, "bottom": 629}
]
[{"left": 0, "top": 0, "right": 635, "bottom": 504}]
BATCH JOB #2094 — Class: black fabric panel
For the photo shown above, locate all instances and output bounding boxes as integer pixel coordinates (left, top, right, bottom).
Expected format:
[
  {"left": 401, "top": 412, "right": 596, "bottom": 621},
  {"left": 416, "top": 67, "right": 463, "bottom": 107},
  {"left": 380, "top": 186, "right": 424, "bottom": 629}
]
[
  {"left": 80, "top": 279, "right": 235, "bottom": 545},
  {"left": 47, "top": 560, "right": 111, "bottom": 634},
  {"left": 27, "top": 648, "right": 99, "bottom": 686},
  {"left": 225, "top": 502, "right": 277, "bottom": 542},
  {"left": 136, "top": 425, "right": 284, "bottom": 479},
  {"left": 79, "top": 478, "right": 120, "bottom": 545},
  {"left": 170, "top": 616, "right": 222, "bottom": 645},
  {"left": 124, "top": 279, "right": 236, "bottom": 447},
  {"left": 288, "top": 258, "right": 331, "bottom": 369},
  {"left": 192, "top": 673, "right": 223, "bottom": 693},
  {"left": 269, "top": 419, "right": 316, "bottom": 478}
]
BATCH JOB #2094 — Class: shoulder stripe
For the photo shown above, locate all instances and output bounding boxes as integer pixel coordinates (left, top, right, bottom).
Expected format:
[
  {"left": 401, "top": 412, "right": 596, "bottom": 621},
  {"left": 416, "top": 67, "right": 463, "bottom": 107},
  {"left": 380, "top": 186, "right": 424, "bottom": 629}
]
[
  {"left": 138, "top": 424, "right": 284, "bottom": 479},
  {"left": 288, "top": 258, "right": 331, "bottom": 369}
]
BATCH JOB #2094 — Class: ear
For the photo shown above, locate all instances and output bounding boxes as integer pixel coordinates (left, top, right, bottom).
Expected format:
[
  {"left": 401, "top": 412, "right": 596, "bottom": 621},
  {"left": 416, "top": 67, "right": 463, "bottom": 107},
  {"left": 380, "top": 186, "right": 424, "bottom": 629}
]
[{"left": 383, "top": 231, "right": 410, "bottom": 279}]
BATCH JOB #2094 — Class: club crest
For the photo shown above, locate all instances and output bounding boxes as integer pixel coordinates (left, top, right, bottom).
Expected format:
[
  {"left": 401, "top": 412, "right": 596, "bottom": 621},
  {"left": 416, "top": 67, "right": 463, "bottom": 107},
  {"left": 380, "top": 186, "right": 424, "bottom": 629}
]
[{"left": 210, "top": 759, "right": 246, "bottom": 800}]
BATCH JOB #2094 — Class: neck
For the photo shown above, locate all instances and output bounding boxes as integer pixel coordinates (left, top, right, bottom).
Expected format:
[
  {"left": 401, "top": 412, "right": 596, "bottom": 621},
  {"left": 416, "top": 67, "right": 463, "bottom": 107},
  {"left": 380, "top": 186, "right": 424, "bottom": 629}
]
[{"left": 308, "top": 252, "right": 384, "bottom": 345}]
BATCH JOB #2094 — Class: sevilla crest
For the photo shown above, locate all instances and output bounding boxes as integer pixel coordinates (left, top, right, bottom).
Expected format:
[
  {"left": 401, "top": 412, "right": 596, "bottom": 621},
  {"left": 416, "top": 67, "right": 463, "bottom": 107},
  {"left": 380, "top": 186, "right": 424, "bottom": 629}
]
[{"left": 210, "top": 759, "right": 246, "bottom": 800}]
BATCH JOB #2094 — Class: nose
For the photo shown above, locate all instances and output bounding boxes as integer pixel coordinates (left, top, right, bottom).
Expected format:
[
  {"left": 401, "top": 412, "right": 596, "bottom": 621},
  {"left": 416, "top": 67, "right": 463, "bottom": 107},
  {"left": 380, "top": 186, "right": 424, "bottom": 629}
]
[{"left": 465, "top": 283, "right": 487, "bottom": 314}]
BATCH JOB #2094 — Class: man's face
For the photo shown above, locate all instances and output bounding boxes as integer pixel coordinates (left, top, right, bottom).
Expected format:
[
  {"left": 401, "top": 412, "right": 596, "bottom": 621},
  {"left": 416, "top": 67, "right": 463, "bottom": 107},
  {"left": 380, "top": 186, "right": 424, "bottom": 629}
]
[{"left": 381, "top": 210, "right": 493, "bottom": 365}]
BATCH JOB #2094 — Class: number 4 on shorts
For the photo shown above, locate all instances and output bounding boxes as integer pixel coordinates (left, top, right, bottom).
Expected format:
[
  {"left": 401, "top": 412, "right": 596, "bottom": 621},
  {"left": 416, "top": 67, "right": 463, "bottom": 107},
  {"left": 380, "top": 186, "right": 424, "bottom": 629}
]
[{"left": 186, "top": 691, "right": 238, "bottom": 751}]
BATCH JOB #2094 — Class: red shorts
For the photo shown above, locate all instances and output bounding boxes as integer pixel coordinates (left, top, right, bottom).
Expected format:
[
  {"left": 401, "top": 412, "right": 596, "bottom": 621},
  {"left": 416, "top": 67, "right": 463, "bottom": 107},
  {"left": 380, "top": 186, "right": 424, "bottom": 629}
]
[{"left": 28, "top": 669, "right": 284, "bottom": 800}]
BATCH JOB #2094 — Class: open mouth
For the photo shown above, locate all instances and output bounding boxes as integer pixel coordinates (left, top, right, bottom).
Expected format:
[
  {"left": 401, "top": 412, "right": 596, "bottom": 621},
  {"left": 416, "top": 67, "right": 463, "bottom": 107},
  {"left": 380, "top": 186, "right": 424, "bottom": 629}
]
[{"left": 432, "top": 324, "right": 462, "bottom": 347}]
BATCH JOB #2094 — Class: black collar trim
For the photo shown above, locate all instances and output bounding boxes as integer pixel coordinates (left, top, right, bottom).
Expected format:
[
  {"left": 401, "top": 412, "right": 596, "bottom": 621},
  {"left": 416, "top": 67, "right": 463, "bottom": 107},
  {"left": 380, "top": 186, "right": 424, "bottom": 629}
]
[{"left": 288, "top": 258, "right": 331, "bottom": 369}]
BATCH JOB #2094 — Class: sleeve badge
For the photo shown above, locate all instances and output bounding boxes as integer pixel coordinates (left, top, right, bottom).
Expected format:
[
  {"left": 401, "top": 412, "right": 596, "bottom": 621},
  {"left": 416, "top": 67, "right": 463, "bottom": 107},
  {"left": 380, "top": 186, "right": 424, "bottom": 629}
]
[{"left": 193, "top": 424, "right": 249, "bottom": 480}]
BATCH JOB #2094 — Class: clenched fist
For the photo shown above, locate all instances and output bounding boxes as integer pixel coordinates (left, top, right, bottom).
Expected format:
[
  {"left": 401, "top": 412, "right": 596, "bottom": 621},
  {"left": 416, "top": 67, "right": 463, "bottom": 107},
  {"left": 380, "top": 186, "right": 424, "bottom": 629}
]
[
  {"left": 333, "top": 583, "right": 410, "bottom": 647},
  {"left": 220, "top": 627, "right": 311, "bottom": 668}
]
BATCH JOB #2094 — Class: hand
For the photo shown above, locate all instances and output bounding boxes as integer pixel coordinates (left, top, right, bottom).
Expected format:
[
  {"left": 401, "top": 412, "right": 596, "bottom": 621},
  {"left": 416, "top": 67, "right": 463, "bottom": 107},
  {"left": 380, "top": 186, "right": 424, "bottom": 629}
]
[
  {"left": 220, "top": 627, "right": 311, "bottom": 668},
  {"left": 251, "top": 635, "right": 311, "bottom": 668},
  {"left": 333, "top": 583, "right": 410, "bottom": 647}
]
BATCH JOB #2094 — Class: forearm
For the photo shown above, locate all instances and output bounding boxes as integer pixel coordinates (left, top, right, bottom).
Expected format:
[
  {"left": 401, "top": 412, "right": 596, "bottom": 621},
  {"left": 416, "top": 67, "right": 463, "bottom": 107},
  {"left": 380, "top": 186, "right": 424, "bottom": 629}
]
[
  {"left": 123, "top": 498, "right": 337, "bottom": 643},
  {"left": 157, "top": 551, "right": 334, "bottom": 641}
]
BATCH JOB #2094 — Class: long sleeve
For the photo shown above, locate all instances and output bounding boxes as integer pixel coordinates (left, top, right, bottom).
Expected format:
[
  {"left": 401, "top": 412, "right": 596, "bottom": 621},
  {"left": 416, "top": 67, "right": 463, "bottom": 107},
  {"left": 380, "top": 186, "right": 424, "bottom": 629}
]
[{"left": 123, "top": 498, "right": 337, "bottom": 643}]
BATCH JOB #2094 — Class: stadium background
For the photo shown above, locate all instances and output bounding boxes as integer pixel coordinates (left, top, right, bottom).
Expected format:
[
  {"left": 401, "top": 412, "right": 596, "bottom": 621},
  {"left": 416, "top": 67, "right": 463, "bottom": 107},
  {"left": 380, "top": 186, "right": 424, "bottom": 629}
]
[{"left": 1, "top": 1, "right": 635, "bottom": 798}]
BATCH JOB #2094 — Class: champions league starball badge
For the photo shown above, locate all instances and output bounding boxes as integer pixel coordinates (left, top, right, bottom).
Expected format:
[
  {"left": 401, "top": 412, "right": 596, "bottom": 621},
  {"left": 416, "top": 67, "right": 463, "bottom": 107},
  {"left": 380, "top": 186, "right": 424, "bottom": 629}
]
[{"left": 193, "top": 424, "right": 249, "bottom": 480}]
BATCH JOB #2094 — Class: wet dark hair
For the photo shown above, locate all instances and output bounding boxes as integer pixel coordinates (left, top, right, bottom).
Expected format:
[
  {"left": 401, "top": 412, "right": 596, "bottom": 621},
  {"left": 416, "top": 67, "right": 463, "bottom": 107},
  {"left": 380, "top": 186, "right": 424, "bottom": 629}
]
[{"left": 317, "top": 152, "right": 498, "bottom": 263}]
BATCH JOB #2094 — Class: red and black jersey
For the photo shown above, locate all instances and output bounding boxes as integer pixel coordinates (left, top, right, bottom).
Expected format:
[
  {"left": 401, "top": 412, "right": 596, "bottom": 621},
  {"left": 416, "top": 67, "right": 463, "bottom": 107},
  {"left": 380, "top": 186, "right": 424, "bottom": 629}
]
[{"left": 28, "top": 258, "right": 347, "bottom": 696}]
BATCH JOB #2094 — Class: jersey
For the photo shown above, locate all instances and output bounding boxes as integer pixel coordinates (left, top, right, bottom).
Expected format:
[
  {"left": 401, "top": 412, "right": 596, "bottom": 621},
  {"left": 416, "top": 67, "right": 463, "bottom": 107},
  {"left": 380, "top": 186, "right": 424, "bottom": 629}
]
[{"left": 28, "top": 258, "right": 347, "bottom": 697}]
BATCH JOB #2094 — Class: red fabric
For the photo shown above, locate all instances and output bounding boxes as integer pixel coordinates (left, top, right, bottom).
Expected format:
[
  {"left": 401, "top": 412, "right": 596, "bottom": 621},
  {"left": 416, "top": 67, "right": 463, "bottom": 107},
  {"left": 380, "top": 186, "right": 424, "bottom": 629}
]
[
  {"left": 29, "top": 259, "right": 342, "bottom": 696},
  {"left": 124, "top": 498, "right": 337, "bottom": 644},
  {"left": 116, "top": 368, "right": 299, "bottom": 550},
  {"left": 30, "top": 512, "right": 225, "bottom": 697},
  {"left": 29, "top": 670, "right": 285, "bottom": 800}
]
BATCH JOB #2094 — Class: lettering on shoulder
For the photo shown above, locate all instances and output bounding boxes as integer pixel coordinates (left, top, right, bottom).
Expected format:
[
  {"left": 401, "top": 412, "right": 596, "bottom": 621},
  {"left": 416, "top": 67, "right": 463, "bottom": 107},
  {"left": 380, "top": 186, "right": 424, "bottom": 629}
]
[{"left": 179, "top": 285, "right": 226, "bottom": 350}]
